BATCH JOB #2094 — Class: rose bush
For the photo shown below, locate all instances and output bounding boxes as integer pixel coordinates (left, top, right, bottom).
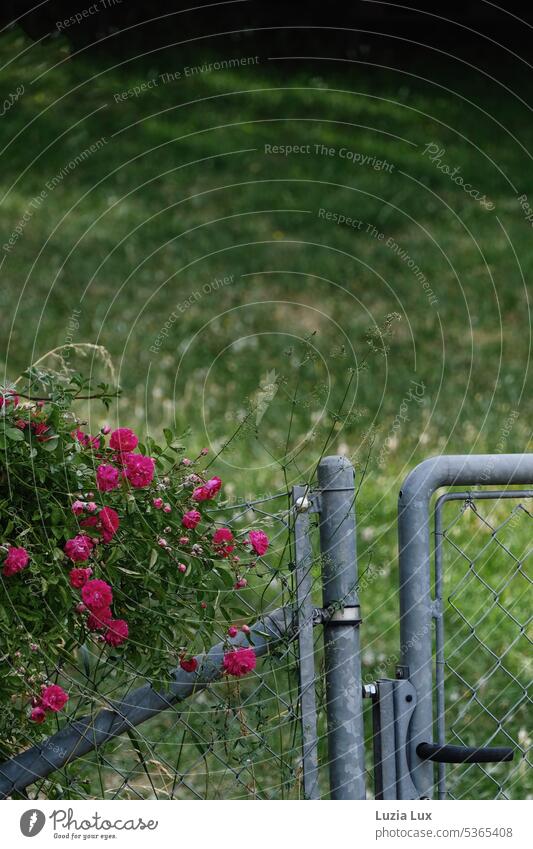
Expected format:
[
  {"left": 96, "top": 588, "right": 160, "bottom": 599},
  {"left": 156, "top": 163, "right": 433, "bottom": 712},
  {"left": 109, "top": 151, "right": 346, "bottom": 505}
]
[{"left": 0, "top": 369, "right": 270, "bottom": 759}]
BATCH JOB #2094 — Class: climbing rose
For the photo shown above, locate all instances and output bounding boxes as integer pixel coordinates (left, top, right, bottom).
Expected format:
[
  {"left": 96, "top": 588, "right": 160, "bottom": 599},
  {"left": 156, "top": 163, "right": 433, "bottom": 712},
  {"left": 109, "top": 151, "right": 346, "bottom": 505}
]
[
  {"left": 69, "top": 567, "right": 92, "bottom": 588},
  {"left": 180, "top": 657, "right": 198, "bottom": 673},
  {"left": 41, "top": 684, "right": 69, "bottom": 712},
  {"left": 248, "top": 529, "right": 269, "bottom": 556},
  {"left": 2, "top": 546, "right": 29, "bottom": 577},
  {"left": 212, "top": 527, "right": 234, "bottom": 557},
  {"left": 64, "top": 534, "right": 94, "bottom": 563},
  {"left": 110, "top": 427, "right": 138, "bottom": 453},
  {"left": 72, "top": 429, "right": 99, "bottom": 449},
  {"left": 82, "top": 579, "right": 113, "bottom": 610},
  {"left": 222, "top": 647, "right": 257, "bottom": 677},
  {"left": 182, "top": 509, "right": 201, "bottom": 529},
  {"left": 227, "top": 625, "right": 238, "bottom": 638},
  {"left": 98, "top": 507, "right": 120, "bottom": 543},
  {"left": 30, "top": 706, "right": 46, "bottom": 723},
  {"left": 87, "top": 607, "right": 112, "bottom": 631},
  {"left": 97, "top": 463, "right": 120, "bottom": 492},
  {"left": 71, "top": 499, "right": 85, "bottom": 515},
  {"left": 192, "top": 476, "right": 222, "bottom": 502},
  {"left": 123, "top": 453, "right": 155, "bottom": 488},
  {"left": 104, "top": 619, "right": 129, "bottom": 647}
]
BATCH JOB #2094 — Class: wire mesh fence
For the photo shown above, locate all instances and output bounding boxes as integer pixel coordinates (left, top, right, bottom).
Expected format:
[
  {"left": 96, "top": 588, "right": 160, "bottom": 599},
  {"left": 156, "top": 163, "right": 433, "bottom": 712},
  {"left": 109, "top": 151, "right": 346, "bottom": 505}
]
[{"left": 435, "top": 491, "right": 532, "bottom": 800}]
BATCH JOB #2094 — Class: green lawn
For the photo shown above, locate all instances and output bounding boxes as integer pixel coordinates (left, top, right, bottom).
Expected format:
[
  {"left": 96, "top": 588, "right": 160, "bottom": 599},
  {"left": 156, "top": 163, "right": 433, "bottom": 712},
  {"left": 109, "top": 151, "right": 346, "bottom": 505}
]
[{"left": 0, "top": 31, "right": 531, "bottom": 799}]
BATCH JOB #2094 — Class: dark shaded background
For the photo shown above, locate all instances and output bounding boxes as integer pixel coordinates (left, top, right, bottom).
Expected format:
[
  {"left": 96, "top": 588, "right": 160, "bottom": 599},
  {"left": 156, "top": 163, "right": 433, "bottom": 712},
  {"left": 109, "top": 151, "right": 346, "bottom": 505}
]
[{"left": 2, "top": 1, "right": 533, "bottom": 68}]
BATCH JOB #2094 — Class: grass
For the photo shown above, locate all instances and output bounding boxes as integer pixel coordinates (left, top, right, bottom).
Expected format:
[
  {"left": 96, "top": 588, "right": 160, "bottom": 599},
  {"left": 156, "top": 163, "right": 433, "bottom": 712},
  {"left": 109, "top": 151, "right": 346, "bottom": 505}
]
[{"left": 0, "top": 30, "right": 531, "bottom": 799}]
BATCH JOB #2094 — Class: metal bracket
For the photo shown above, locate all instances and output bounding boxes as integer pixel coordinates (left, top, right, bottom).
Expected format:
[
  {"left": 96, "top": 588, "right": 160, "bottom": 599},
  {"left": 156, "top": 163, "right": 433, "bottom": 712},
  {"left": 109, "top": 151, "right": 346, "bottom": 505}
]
[
  {"left": 312, "top": 604, "right": 362, "bottom": 626},
  {"left": 372, "top": 678, "right": 420, "bottom": 800},
  {"left": 293, "top": 491, "right": 322, "bottom": 514}
]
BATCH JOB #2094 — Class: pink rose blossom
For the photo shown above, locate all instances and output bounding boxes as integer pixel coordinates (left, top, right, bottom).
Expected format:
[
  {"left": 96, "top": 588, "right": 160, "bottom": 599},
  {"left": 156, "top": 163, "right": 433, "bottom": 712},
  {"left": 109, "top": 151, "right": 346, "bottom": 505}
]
[
  {"left": 182, "top": 510, "right": 201, "bottom": 529},
  {"left": 153, "top": 497, "right": 163, "bottom": 509},
  {"left": 30, "top": 706, "right": 46, "bottom": 723},
  {"left": 104, "top": 619, "right": 129, "bottom": 647},
  {"left": 98, "top": 506, "right": 120, "bottom": 543},
  {"left": 234, "top": 578, "right": 247, "bottom": 590},
  {"left": 71, "top": 500, "right": 86, "bottom": 515},
  {"left": 123, "top": 453, "right": 155, "bottom": 488},
  {"left": 180, "top": 657, "right": 198, "bottom": 673},
  {"left": 96, "top": 464, "right": 120, "bottom": 492},
  {"left": 249, "top": 529, "right": 269, "bottom": 556},
  {"left": 110, "top": 427, "right": 138, "bottom": 453},
  {"left": 72, "top": 429, "right": 99, "bottom": 449},
  {"left": 192, "top": 476, "right": 222, "bottom": 502},
  {"left": 163, "top": 503, "right": 171, "bottom": 513},
  {"left": 86, "top": 501, "right": 98, "bottom": 513},
  {"left": 178, "top": 563, "right": 187, "bottom": 573},
  {"left": 212, "top": 527, "right": 235, "bottom": 557},
  {"left": 200, "top": 447, "right": 209, "bottom": 456},
  {"left": 75, "top": 602, "right": 87, "bottom": 614},
  {"left": 222, "top": 647, "right": 257, "bottom": 677},
  {"left": 82, "top": 579, "right": 113, "bottom": 610},
  {"left": 181, "top": 457, "right": 192, "bottom": 466},
  {"left": 64, "top": 534, "right": 94, "bottom": 563},
  {"left": 41, "top": 684, "right": 69, "bottom": 712},
  {"left": 227, "top": 625, "right": 238, "bottom": 638},
  {"left": 2, "top": 546, "right": 29, "bottom": 577},
  {"left": 87, "top": 607, "right": 112, "bottom": 631},
  {"left": 179, "top": 536, "right": 189, "bottom": 545},
  {"left": 69, "top": 567, "right": 93, "bottom": 588},
  {"left": 241, "top": 624, "right": 251, "bottom": 635},
  {"left": 101, "top": 424, "right": 111, "bottom": 435}
]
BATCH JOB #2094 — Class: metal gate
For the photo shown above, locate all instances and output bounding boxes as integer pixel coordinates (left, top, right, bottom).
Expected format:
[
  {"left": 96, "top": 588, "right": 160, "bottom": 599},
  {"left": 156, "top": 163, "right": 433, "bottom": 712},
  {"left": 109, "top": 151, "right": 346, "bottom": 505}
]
[{"left": 371, "top": 454, "right": 533, "bottom": 800}]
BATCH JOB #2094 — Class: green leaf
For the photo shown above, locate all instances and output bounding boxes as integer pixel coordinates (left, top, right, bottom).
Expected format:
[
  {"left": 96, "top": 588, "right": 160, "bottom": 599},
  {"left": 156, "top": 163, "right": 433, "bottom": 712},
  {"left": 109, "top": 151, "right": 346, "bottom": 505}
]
[
  {"left": 4, "top": 428, "right": 24, "bottom": 442},
  {"left": 41, "top": 437, "right": 59, "bottom": 452}
]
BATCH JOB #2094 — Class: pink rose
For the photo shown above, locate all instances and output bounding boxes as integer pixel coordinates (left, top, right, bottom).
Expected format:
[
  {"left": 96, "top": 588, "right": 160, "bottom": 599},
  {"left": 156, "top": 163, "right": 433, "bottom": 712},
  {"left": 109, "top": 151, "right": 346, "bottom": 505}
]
[
  {"left": 41, "top": 684, "right": 69, "bottom": 712},
  {"left": 64, "top": 534, "right": 94, "bottom": 563},
  {"left": 234, "top": 577, "right": 247, "bottom": 589},
  {"left": 87, "top": 607, "right": 112, "bottom": 631},
  {"left": 248, "top": 530, "right": 269, "bottom": 556},
  {"left": 227, "top": 625, "right": 238, "bottom": 638},
  {"left": 72, "top": 429, "right": 99, "bottom": 449},
  {"left": 123, "top": 453, "right": 155, "bottom": 488},
  {"left": 30, "top": 706, "right": 46, "bottom": 723},
  {"left": 69, "top": 567, "right": 92, "bottom": 588},
  {"left": 104, "top": 618, "right": 129, "bottom": 646},
  {"left": 212, "top": 527, "right": 234, "bottom": 557},
  {"left": 182, "top": 510, "right": 201, "bottom": 529},
  {"left": 2, "top": 546, "right": 29, "bottom": 577},
  {"left": 82, "top": 578, "right": 113, "bottom": 610},
  {"left": 71, "top": 500, "right": 86, "bottom": 515},
  {"left": 192, "top": 476, "right": 222, "bottom": 502},
  {"left": 153, "top": 497, "right": 164, "bottom": 509},
  {"left": 109, "top": 427, "right": 138, "bottom": 453},
  {"left": 98, "top": 507, "right": 120, "bottom": 543},
  {"left": 180, "top": 657, "right": 198, "bottom": 673},
  {"left": 222, "top": 647, "right": 257, "bottom": 677},
  {"left": 96, "top": 464, "right": 120, "bottom": 492}
]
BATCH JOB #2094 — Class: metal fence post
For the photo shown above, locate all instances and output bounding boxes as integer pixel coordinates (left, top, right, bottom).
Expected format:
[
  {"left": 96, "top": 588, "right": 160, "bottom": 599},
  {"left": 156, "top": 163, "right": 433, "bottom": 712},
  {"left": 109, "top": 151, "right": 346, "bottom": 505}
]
[{"left": 317, "top": 455, "right": 365, "bottom": 799}]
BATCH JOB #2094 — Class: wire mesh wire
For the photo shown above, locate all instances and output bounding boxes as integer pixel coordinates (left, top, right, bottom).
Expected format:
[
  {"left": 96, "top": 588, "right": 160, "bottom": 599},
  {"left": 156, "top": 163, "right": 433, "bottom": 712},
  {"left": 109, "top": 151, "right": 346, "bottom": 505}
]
[
  {"left": 436, "top": 492, "right": 532, "bottom": 800},
  {"left": 0, "top": 491, "right": 327, "bottom": 800}
]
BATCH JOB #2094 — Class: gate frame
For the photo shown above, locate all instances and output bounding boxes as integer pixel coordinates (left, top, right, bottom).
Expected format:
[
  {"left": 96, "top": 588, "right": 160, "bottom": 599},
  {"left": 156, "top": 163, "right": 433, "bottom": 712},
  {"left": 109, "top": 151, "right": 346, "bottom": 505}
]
[{"left": 398, "top": 453, "right": 533, "bottom": 799}]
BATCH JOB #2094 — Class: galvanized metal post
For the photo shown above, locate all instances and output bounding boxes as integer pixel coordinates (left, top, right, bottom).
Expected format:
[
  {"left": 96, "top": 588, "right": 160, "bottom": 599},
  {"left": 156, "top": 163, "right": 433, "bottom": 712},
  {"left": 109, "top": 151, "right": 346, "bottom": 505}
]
[
  {"left": 292, "top": 485, "right": 320, "bottom": 799},
  {"left": 317, "top": 455, "right": 365, "bottom": 799}
]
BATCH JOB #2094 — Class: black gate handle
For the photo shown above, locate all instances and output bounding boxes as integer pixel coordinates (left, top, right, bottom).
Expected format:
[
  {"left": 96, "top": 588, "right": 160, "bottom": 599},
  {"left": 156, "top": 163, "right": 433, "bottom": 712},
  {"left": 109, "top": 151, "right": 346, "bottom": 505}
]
[{"left": 417, "top": 742, "right": 514, "bottom": 764}]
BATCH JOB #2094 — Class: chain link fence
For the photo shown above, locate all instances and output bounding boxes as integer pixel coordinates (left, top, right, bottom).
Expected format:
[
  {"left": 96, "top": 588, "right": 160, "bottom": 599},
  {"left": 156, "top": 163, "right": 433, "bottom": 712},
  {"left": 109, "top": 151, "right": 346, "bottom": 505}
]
[{"left": 435, "top": 491, "right": 532, "bottom": 800}]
